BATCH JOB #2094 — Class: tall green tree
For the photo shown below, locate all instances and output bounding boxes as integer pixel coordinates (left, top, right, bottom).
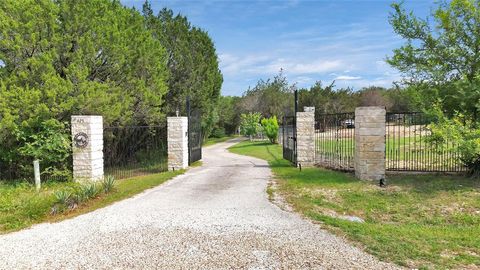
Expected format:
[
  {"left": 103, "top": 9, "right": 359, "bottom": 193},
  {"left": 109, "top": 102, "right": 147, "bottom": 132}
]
[
  {"left": 0, "top": 0, "right": 170, "bottom": 179},
  {"left": 142, "top": 2, "right": 223, "bottom": 138},
  {"left": 388, "top": 0, "right": 480, "bottom": 119},
  {"left": 239, "top": 71, "right": 295, "bottom": 118},
  {"left": 298, "top": 81, "right": 357, "bottom": 117}
]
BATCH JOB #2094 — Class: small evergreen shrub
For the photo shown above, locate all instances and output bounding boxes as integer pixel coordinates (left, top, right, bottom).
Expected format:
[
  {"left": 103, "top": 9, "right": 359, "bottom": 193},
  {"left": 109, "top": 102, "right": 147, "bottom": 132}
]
[{"left": 261, "top": 116, "right": 279, "bottom": 144}]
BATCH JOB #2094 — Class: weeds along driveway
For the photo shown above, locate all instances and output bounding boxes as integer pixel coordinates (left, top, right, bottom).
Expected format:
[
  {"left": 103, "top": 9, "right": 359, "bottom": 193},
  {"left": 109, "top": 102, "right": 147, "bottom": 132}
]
[{"left": 0, "top": 138, "right": 399, "bottom": 269}]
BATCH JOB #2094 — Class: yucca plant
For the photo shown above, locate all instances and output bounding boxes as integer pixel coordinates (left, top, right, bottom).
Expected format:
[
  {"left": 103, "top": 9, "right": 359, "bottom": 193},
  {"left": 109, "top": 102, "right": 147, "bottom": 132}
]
[
  {"left": 80, "top": 182, "right": 99, "bottom": 199},
  {"left": 54, "top": 190, "right": 71, "bottom": 205},
  {"left": 102, "top": 175, "right": 116, "bottom": 193}
]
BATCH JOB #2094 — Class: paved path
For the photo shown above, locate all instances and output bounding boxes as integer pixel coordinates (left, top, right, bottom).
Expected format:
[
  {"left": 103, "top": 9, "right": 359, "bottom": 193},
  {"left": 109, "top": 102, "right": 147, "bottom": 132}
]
[{"left": 0, "top": 139, "right": 398, "bottom": 269}]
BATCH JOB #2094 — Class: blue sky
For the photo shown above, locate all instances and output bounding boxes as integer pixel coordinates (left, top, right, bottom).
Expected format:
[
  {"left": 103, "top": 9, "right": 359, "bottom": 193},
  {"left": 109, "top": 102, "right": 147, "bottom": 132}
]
[{"left": 121, "top": 0, "right": 435, "bottom": 96}]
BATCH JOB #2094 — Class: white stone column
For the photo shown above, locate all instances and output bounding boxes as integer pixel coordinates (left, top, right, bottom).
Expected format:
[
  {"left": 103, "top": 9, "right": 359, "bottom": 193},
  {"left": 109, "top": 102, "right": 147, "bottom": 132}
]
[
  {"left": 354, "top": 107, "right": 386, "bottom": 181},
  {"left": 296, "top": 107, "right": 315, "bottom": 167},
  {"left": 71, "top": 116, "right": 104, "bottom": 182},
  {"left": 168, "top": 117, "right": 188, "bottom": 171}
]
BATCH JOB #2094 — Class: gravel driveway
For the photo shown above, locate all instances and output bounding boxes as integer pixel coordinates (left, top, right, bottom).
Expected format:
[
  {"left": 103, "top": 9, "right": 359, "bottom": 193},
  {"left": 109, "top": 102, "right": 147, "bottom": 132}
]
[{"left": 0, "top": 138, "right": 399, "bottom": 269}]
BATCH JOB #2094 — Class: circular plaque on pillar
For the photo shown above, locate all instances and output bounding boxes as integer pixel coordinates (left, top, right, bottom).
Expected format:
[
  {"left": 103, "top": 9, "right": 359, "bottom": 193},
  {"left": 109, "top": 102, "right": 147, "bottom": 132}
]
[{"left": 74, "top": 132, "right": 89, "bottom": 149}]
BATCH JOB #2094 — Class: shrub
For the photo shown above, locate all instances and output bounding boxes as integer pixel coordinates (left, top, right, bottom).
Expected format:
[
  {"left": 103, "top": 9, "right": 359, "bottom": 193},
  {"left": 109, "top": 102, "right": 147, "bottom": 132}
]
[
  {"left": 261, "top": 116, "right": 279, "bottom": 143},
  {"left": 11, "top": 119, "right": 71, "bottom": 181},
  {"left": 210, "top": 127, "right": 226, "bottom": 138},
  {"left": 102, "top": 176, "right": 116, "bottom": 193},
  {"left": 240, "top": 112, "right": 262, "bottom": 140},
  {"left": 428, "top": 109, "right": 480, "bottom": 176}
]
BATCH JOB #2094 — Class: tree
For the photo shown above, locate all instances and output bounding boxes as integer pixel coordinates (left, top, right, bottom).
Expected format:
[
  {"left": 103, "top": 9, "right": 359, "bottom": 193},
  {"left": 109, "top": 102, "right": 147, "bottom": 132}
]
[
  {"left": 239, "top": 71, "right": 295, "bottom": 118},
  {"left": 240, "top": 112, "right": 262, "bottom": 141},
  {"left": 142, "top": 2, "right": 223, "bottom": 138},
  {"left": 0, "top": 0, "right": 170, "bottom": 180},
  {"left": 388, "top": 0, "right": 480, "bottom": 119},
  {"left": 298, "top": 81, "right": 358, "bottom": 117},
  {"left": 212, "top": 96, "right": 241, "bottom": 136},
  {"left": 357, "top": 87, "right": 392, "bottom": 108},
  {"left": 261, "top": 116, "right": 279, "bottom": 144}
]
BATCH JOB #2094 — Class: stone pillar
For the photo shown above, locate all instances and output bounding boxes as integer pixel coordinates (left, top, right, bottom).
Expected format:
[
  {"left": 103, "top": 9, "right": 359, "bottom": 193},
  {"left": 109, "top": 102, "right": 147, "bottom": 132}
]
[
  {"left": 296, "top": 107, "right": 315, "bottom": 167},
  {"left": 71, "top": 116, "right": 104, "bottom": 182},
  {"left": 354, "top": 107, "right": 386, "bottom": 181},
  {"left": 168, "top": 117, "right": 188, "bottom": 171}
]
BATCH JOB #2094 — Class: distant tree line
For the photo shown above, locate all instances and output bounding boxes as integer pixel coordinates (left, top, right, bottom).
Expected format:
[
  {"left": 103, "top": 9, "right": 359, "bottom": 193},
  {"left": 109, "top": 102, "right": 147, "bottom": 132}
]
[
  {"left": 0, "top": 0, "right": 222, "bottom": 179},
  {"left": 215, "top": 71, "right": 417, "bottom": 136}
]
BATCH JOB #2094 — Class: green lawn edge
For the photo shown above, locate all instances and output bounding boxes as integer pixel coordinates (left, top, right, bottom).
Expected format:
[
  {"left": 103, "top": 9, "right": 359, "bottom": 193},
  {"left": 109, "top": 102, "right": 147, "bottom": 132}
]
[{"left": 228, "top": 140, "right": 480, "bottom": 270}]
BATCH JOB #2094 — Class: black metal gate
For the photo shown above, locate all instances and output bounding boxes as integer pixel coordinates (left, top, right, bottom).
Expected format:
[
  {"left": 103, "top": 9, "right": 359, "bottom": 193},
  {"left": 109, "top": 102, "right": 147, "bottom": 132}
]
[
  {"left": 187, "top": 97, "right": 202, "bottom": 165},
  {"left": 282, "top": 116, "right": 296, "bottom": 165},
  {"left": 282, "top": 90, "right": 298, "bottom": 166}
]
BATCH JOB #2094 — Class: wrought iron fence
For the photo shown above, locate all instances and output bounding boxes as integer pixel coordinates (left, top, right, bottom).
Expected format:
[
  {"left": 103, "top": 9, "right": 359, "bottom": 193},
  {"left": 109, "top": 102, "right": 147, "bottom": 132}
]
[
  {"left": 282, "top": 116, "right": 296, "bottom": 164},
  {"left": 315, "top": 112, "right": 355, "bottom": 171},
  {"left": 103, "top": 125, "right": 168, "bottom": 180},
  {"left": 386, "top": 112, "right": 466, "bottom": 172}
]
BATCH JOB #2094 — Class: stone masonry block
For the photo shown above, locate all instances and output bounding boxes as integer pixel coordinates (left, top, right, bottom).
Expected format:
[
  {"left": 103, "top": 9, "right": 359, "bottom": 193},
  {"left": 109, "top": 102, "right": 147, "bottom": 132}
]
[
  {"left": 71, "top": 115, "right": 104, "bottom": 183},
  {"left": 296, "top": 108, "right": 315, "bottom": 167},
  {"left": 354, "top": 107, "right": 386, "bottom": 181},
  {"left": 168, "top": 117, "right": 188, "bottom": 171}
]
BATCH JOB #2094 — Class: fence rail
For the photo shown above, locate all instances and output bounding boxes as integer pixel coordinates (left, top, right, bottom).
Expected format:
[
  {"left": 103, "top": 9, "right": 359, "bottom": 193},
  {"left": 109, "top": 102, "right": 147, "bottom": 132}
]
[
  {"left": 103, "top": 125, "right": 167, "bottom": 180},
  {"left": 386, "top": 112, "right": 466, "bottom": 172},
  {"left": 315, "top": 112, "right": 355, "bottom": 171}
]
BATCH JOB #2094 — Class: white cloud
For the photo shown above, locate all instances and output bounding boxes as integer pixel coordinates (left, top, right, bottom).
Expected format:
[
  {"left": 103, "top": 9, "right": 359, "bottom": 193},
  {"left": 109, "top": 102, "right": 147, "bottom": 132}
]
[
  {"left": 280, "top": 60, "right": 344, "bottom": 74},
  {"left": 335, "top": 75, "right": 362, "bottom": 81}
]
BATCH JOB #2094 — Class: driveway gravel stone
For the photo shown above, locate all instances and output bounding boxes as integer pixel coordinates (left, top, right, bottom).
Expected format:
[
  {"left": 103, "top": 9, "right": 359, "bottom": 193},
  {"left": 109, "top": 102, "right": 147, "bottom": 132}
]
[{"left": 0, "top": 138, "right": 400, "bottom": 269}]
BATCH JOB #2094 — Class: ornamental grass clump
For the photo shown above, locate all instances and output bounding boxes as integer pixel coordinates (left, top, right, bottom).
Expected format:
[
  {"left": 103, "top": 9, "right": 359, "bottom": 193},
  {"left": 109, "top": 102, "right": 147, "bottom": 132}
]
[
  {"left": 102, "top": 175, "right": 116, "bottom": 193},
  {"left": 51, "top": 178, "right": 116, "bottom": 214}
]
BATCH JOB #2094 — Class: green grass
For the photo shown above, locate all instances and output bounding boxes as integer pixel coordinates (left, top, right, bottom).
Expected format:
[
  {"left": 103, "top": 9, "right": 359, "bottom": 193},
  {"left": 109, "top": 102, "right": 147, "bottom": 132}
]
[
  {"left": 0, "top": 170, "right": 183, "bottom": 234},
  {"left": 203, "top": 135, "right": 237, "bottom": 147},
  {"left": 229, "top": 141, "right": 480, "bottom": 269}
]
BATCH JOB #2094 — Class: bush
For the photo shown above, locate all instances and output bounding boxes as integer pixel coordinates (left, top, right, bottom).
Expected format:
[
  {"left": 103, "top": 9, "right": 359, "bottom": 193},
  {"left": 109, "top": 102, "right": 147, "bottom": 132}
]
[
  {"left": 240, "top": 112, "right": 262, "bottom": 140},
  {"left": 428, "top": 109, "right": 480, "bottom": 176},
  {"left": 3, "top": 119, "right": 72, "bottom": 181},
  {"left": 210, "top": 127, "right": 226, "bottom": 138},
  {"left": 261, "top": 116, "right": 279, "bottom": 143}
]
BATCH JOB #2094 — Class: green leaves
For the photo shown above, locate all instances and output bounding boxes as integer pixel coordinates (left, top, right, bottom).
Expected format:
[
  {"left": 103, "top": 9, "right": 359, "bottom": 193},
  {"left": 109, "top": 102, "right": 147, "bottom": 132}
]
[
  {"left": 389, "top": 0, "right": 480, "bottom": 121},
  {"left": 240, "top": 112, "right": 262, "bottom": 139},
  {"left": 261, "top": 116, "right": 279, "bottom": 144},
  {"left": 0, "top": 0, "right": 223, "bottom": 181},
  {"left": 142, "top": 3, "right": 222, "bottom": 136}
]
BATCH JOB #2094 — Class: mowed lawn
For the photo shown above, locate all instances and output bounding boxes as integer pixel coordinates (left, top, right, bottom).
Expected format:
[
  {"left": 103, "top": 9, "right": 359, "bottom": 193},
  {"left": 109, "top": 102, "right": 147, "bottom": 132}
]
[
  {"left": 229, "top": 141, "right": 480, "bottom": 269},
  {"left": 0, "top": 170, "right": 183, "bottom": 234}
]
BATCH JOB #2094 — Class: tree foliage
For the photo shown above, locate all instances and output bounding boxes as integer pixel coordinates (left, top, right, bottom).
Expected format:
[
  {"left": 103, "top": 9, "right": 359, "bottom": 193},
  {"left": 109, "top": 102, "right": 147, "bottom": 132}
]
[
  {"left": 0, "top": 0, "right": 222, "bottom": 180},
  {"left": 238, "top": 71, "right": 295, "bottom": 119},
  {"left": 261, "top": 116, "right": 279, "bottom": 144},
  {"left": 142, "top": 2, "right": 223, "bottom": 138},
  {"left": 240, "top": 112, "right": 262, "bottom": 140},
  {"left": 388, "top": 0, "right": 480, "bottom": 119},
  {"left": 428, "top": 108, "right": 480, "bottom": 176}
]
